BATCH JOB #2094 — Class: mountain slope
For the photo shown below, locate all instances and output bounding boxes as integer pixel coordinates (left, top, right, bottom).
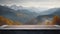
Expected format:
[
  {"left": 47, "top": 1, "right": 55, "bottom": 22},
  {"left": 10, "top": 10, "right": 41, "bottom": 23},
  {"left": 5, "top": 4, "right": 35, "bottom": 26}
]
[{"left": 0, "top": 16, "right": 22, "bottom": 26}]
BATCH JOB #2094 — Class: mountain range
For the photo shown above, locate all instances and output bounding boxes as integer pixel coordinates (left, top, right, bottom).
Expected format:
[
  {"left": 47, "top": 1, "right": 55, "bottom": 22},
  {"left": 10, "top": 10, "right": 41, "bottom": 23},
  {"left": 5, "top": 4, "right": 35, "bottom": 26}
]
[
  {"left": 0, "top": 5, "right": 60, "bottom": 25},
  {"left": 0, "top": 5, "right": 39, "bottom": 25},
  {"left": 27, "top": 8, "right": 60, "bottom": 25}
]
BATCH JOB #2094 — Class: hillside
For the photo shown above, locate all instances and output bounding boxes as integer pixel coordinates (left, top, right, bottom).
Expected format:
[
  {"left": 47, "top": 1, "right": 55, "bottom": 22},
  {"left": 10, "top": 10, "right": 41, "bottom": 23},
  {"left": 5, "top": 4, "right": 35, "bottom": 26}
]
[{"left": 0, "top": 16, "right": 22, "bottom": 26}]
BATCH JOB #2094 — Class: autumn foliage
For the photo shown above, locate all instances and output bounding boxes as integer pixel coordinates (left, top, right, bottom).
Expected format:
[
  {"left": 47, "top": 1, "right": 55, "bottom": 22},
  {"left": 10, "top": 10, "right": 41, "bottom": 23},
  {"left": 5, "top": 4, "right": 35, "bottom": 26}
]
[
  {"left": 0, "top": 16, "right": 22, "bottom": 26},
  {"left": 37, "top": 15, "right": 60, "bottom": 25},
  {"left": 52, "top": 15, "right": 60, "bottom": 25},
  {"left": 0, "top": 15, "right": 60, "bottom": 26},
  {"left": 43, "top": 15, "right": 60, "bottom": 25}
]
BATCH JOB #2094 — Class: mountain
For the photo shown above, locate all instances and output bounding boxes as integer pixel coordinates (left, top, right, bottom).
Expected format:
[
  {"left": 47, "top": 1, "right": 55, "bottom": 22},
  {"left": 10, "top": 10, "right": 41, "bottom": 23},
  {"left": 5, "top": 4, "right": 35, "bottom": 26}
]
[
  {"left": 39, "top": 8, "right": 60, "bottom": 15},
  {"left": 2, "top": 5, "right": 60, "bottom": 25},
  {"left": 0, "top": 5, "right": 19, "bottom": 21},
  {"left": 37, "top": 8, "right": 60, "bottom": 17},
  {"left": 37, "top": 8, "right": 60, "bottom": 24},
  {"left": 14, "top": 8, "right": 38, "bottom": 23},
  {"left": 9, "top": 5, "right": 39, "bottom": 23},
  {"left": 26, "top": 8, "right": 60, "bottom": 25},
  {"left": 9, "top": 5, "right": 24, "bottom": 10},
  {"left": 9, "top": 5, "right": 48, "bottom": 13},
  {"left": 0, "top": 5, "right": 15, "bottom": 15},
  {"left": 0, "top": 5, "right": 38, "bottom": 25}
]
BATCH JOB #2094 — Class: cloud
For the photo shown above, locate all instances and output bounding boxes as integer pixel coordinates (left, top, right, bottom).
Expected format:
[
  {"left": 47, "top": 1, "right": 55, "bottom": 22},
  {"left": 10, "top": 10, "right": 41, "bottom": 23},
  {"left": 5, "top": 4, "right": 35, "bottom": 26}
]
[
  {"left": 0, "top": 0, "right": 60, "bottom": 8},
  {"left": 0, "top": 0, "right": 60, "bottom": 4}
]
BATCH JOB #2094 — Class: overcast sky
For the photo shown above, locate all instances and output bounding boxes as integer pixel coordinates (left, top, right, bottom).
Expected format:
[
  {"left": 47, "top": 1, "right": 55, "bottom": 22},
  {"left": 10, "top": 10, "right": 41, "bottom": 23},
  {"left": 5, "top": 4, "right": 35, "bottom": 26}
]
[{"left": 0, "top": 0, "right": 60, "bottom": 8}]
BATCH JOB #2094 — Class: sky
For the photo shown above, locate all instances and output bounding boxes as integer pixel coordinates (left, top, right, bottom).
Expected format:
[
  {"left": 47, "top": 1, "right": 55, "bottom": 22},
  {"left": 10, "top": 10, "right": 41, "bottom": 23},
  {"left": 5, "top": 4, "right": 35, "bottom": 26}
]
[{"left": 0, "top": 0, "right": 60, "bottom": 8}]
